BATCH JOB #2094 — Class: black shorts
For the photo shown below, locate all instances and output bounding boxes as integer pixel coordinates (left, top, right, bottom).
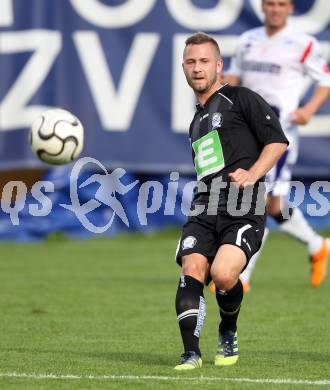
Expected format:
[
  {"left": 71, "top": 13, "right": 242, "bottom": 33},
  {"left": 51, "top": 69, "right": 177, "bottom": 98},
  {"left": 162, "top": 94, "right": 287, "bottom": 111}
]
[{"left": 176, "top": 211, "right": 265, "bottom": 270}]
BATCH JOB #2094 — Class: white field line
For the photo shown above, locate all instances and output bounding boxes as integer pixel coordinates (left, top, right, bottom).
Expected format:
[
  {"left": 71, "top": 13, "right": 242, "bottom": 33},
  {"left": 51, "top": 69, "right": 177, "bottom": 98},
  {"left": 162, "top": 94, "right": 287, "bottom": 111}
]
[{"left": 0, "top": 372, "right": 329, "bottom": 386}]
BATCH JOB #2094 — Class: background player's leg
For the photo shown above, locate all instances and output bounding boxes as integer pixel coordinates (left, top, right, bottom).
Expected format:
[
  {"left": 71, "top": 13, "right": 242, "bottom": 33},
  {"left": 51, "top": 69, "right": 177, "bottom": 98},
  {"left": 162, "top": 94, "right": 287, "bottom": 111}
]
[
  {"left": 267, "top": 135, "right": 329, "bottom": 286},
  {"left": 240, "top": 228, "right": 269, "bottom": 292},
  {"left": 268, "top": 195, "right": 329, "bottom": 287}
]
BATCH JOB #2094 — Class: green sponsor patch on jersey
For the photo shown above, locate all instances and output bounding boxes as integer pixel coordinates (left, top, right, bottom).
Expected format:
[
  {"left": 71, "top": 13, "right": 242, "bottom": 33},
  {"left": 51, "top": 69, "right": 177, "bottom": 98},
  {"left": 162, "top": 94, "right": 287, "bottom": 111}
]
[{"left": 192, "top": 130, "right": 224, "bottom": 180}]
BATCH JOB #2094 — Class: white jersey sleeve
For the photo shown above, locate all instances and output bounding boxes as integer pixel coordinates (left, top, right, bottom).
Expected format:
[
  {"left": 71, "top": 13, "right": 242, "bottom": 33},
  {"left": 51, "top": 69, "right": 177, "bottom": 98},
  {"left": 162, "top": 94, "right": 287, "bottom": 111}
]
[{"left": 301, "top": 37, "right": 330, "bottom": 87}]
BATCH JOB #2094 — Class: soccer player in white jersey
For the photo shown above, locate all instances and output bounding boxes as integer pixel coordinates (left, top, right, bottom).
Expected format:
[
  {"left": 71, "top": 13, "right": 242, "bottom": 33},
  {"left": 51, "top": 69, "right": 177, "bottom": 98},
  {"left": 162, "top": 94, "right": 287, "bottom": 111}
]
[{"left": 222, "top": 0, "right": 330, "bottom": 291}]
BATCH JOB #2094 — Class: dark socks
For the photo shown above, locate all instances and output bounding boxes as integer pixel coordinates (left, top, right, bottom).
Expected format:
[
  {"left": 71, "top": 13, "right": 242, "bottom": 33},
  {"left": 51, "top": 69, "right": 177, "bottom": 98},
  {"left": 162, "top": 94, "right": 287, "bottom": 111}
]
[
  {"left": 175, "top": 275, "right": 205, "bottom": 356},
  {"left": 216, "top": 279, "right": 243, "bottom": 333}
]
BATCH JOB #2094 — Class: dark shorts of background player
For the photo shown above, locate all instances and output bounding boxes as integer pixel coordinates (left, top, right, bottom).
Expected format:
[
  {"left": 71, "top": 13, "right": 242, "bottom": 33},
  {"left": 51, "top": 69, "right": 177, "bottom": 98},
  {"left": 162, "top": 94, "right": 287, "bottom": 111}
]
[{"left": 176, "top": 211, "right": 265, "bottom": 283}]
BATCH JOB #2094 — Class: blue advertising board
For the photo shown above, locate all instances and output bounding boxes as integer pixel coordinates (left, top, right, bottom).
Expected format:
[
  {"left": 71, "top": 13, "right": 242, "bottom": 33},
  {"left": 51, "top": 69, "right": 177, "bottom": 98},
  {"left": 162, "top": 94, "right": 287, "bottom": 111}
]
[{"left": 0, "top": 0, "right": 329, "bottom": 176}]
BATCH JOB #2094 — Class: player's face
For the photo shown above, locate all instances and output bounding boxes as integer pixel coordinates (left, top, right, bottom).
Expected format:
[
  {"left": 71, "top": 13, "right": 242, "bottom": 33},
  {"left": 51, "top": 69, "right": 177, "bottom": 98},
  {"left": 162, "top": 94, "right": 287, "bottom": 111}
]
[
  {"left": 182, "top": 43, "right": 222, "bottom": 96},
  {"left": 262, "top": 0, "right": 293, "bottom": 30}
]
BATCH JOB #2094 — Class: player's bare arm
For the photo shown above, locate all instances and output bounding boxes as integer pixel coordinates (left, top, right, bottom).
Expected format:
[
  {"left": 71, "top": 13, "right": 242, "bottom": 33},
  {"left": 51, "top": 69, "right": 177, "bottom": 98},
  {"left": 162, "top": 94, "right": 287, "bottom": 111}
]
[
  {"left": 229, "top": 142, "right": 288, "bottom": 188},
  {"left": 292, "top": 85, "right": 330, "bottom": 125}
]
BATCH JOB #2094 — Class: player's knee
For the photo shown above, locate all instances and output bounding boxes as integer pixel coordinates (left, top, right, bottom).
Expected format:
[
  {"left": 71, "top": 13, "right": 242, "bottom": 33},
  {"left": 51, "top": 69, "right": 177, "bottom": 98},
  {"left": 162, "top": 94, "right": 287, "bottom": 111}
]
[
  {"left": 211, "top": 270, "right": 236, "bottom": 291},
  {"left": 181, "top": 254, "right": 208, "bottom": 283}
]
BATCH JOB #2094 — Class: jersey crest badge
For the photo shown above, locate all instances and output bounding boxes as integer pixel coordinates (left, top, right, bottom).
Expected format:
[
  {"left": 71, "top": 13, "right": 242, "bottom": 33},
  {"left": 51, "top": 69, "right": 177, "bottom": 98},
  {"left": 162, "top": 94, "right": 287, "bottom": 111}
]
[
  {"left": 182, "top": 236, "right": 197, "bottom": 250},
  {"left": 212, "top": 112, "right": 223, "bottom": 129}
]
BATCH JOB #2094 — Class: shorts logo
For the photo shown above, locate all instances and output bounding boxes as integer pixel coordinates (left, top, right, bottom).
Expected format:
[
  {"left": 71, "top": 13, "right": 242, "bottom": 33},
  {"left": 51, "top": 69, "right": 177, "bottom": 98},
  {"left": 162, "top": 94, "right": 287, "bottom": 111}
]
[
  {"left": 212, "top": 112, "right": 223, "bottom": 128},
  {"left": 182, "top": 235, "right": 197, "bottom": 250}
]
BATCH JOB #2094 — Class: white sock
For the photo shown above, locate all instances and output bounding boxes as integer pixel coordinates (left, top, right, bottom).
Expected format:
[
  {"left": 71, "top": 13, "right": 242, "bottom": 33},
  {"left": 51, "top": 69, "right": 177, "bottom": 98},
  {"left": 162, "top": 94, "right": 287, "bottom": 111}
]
[
  {"left": 279, "top": 208, "right": 323, "bottom": 254},
  {"left": 240, "top": 228, "right": 269, "bottom": 284}
]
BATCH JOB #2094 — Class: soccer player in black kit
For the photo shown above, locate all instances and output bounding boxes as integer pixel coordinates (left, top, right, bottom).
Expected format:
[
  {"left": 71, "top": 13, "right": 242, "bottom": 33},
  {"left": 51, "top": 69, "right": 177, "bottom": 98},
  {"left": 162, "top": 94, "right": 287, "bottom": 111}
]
[{"left": 174, "top": 32, "right": 289, "bottom": 370}]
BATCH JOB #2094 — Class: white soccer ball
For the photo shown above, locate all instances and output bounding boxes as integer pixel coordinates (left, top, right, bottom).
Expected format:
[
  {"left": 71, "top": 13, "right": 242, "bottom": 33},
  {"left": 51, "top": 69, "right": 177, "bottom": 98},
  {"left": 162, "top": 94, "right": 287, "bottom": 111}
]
[{"left": 30, "top": 108, "right": 84, "bottom": 165}]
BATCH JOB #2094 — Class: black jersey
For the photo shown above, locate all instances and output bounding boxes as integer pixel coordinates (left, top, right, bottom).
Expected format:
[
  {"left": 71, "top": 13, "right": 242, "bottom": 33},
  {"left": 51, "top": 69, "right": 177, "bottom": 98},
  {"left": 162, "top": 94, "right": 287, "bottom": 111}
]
[
  {"left": 190, "top": 84, "right": 288, "bottom": 182},
  {"left": 189, "top": 84, "right": 289, "bottom": 210}
]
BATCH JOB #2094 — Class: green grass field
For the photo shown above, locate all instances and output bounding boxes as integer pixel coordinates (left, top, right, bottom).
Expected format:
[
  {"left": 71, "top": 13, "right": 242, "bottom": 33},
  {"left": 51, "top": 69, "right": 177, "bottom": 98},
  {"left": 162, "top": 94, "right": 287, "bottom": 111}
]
[{"left": 0, "top": 229, "right": 329, "bottom": 389}]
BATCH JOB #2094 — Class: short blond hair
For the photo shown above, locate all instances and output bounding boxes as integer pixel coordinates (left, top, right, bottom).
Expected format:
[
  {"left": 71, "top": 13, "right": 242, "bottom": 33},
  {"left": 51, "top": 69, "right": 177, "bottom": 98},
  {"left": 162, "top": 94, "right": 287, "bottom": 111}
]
[{"left": 185, "top": 32, "right": 221, "bottom": 57}]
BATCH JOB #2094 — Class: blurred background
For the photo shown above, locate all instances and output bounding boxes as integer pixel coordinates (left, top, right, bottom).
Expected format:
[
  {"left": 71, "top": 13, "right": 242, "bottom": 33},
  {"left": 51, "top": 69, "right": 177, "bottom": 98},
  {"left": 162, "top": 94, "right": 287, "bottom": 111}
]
[{"left": 0, "top": 0, "right": 329, "bottom": 240}]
